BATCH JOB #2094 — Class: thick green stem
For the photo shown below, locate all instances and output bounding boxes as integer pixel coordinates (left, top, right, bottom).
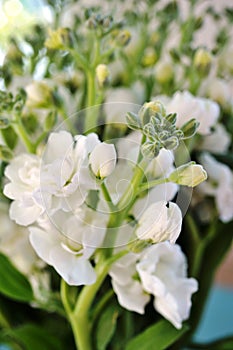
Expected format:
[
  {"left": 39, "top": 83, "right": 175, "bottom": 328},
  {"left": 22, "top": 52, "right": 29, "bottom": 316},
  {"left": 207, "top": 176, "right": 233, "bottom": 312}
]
[
  {"left": 85, "top": 70, "right": 97, "bottom": 132},
  {"left": 12, "top": 117, "right": 36, "bottom": 154},
  {"left": 61, "top": 251, "right": 127, "bottom": 350}
]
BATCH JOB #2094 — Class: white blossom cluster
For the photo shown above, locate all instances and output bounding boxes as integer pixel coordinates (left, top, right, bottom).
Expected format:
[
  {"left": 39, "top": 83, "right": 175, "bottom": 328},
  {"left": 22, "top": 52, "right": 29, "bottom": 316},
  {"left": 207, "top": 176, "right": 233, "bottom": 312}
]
[{"left": 3, "top": 125, "right": 200, "bottom": 329}]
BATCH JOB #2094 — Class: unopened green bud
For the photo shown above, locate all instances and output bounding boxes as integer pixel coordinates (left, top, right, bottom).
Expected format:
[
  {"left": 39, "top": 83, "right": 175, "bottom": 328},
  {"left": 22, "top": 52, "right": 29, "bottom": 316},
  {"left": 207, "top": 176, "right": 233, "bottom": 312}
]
[
  {"left": 96, "top": 64, "right": 110, "bottom": 87},
  {"left": 193, "top": 48, "right": 212, "bottom": 75},
  {"left": 0, "top": 117, "right": 10, "bottom": 129},
  {"left": 169, "top": 162, "right": 207, "bottom": 187},
  {"left": 181, "top": 118, "right": 200, "bottom": 139},
  {"left": 139, "top": 101, "right": 166, "bottom": 125},
  {"left": 45, "top": 28, "right": 72, "bottom": 50},
  {"left": 0, "top": 145, "right": 13, "bottom": 161},
  {"left": 44, "top": 110, "right": 57, "bottom": 131}
]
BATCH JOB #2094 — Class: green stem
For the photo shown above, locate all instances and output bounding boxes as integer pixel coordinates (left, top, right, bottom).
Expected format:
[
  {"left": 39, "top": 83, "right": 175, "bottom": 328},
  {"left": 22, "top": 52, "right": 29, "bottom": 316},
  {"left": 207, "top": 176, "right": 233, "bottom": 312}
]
[
  {"left": 85, "top": 70, "right": 97, "bottom": 132},
  {"left": 137, "top": 177, "right": 169, "bottom": 195},
  {"left": 58, "top": 107, "right": 76, "bottom": 134},
  {"left": 101, "top": 181, "right": 117, "bottom": 212},
  {"left": 61, "top": 251, "right": 127, "bottom": 350},
  {"left": 117, "top": 159, "right": 148, "bottom": 211},
  {"left": 12, "top": 116, "right": 36, "bottom": 154}
]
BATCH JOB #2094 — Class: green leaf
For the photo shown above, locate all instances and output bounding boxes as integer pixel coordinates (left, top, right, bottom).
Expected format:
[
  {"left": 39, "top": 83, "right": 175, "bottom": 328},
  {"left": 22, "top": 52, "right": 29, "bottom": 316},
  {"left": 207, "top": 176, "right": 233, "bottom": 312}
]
[
  {"left": 96, "top": 304, "right": 121, "bottom": 350},
  {"left": 1, "top": 127, "right": 18, "bottom": 150},
  {"left": 0, "top": 253, "right": 33, "bottom": 302},
  {"left": 125, "top": 319, "right": 189, "bottom": 350},
  {"left": 126, "top": 112, "right": 142, "bottom": 131},
  {"left": 5, "top": 324, "right": 63, "bottom": 350},
  {"left": 181, "top": 118, "right": 199, "bottom": 139}
]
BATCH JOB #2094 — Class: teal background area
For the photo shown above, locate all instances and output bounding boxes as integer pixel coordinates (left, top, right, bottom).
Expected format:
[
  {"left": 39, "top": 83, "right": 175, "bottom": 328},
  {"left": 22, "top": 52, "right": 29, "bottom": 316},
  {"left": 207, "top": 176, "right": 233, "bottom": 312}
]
[{"left": 194, "top": 284, "right": 233, "bottom": 343}]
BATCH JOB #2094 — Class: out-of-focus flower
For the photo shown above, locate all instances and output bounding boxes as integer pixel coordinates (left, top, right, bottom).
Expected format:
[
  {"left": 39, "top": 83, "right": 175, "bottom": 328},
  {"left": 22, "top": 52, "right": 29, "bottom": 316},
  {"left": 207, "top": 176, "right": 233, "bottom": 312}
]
[
  {"left": 25, "top": 81, "right": 54, "bottom": 109},
  {"left": 169, "top": 162, "right": 207, "bottom": 187},
  {"left": 198, "top": 153, "right": 233, "bottom": 222},
  {"left": 164, "top": 91, "right": 219, "bottom": 135},
  {"left": 89, "top": 142, "right": 117, "bottom": 179},
  {"left": 137, "top": 242, "right": 198, "bottom": 329},
  {"left": 197, "top": 124, "right": 231, "bottom": 153},
  {"left": 29, "top": 207, "right": 106, "bottom": 286},
  {"left": 204, "top": 78, "right": 232, "bottom": 108},
  {"left": 135, "top": 201, "right": 182, "bottom": 244},
  {"left": 3, "top": 153, "right": 43, "bottom": 226}
]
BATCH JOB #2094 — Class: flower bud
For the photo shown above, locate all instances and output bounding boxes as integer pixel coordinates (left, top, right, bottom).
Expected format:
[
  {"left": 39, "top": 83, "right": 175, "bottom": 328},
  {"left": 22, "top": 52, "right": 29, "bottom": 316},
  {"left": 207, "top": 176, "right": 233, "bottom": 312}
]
[
  {"left": 139, "top": 101, "right": 166, "bottom": 125},
  {"left": 155, "top": 61, "right": 174, "bottom": 84},
  {"left": 116, "top": 30, "right": 131, "bottom": 46},
  {"left": 193, "top": 48, "right": 212, "bottom": 75},
  {"left": 169, "top": 162, "right": 207, "bottom": 187},
  {"left": 0, "top": 145, "right": 13, "bottom": 161},
  {"left": 96, "top": 64, "right": 110, "bottom": 87},
  {"left": 25, "top": 82, "right": 53, "bottom": 109},
  {"left": 89, "top": 142, "right": 116, "bottom": 179},
  {"left": 141, "top": 48, "right": 157, "bottom": 67},
  {"left": 45, "top": 28, "right": 72, "bottom": 50}
]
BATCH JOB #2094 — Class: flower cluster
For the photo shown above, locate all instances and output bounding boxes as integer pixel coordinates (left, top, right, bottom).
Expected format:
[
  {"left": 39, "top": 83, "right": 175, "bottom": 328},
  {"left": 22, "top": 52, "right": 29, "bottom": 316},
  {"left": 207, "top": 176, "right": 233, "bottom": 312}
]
[{"left": 0, "top": 1, "right": 233, "bottom": 350}]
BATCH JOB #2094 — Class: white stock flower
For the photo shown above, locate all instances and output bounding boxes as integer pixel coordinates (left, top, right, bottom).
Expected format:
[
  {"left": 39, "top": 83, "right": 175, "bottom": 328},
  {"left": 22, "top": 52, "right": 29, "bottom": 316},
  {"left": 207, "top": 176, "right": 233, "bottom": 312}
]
[
  {"left": 136, "top": 201, "right": 182, "bottom": 244},
  {"left": 165, "top": 91, "right": 219, "bottom": 135},
  {"left": 104, "top": 88, "right": 141, "bottom": 125},
  {"left": 3, "top": 153, "right": 43, "bottom": 226},
  {"left": 89, "top": 142, "right": 117, "bottom": 179},
  {"left": 110, "top": 243, "right": 198, "bottom": 329},
  {"left": 136, "top": 242, "right": 198, "bottom": 329},
  {"left": 30, "top": 207, "right": 107, "bottom": 286},
  {"left": 197, "top": 124, "right": 231, "bottom": 154},
  {"left": 109, "top": 253, "right": 150, "bottom": 314},
  {"left": 41, "top": 131, "right": 100, "bottom": 214},
  {"left": 198, "top": 153, "right": 233, "bottom": 222}
]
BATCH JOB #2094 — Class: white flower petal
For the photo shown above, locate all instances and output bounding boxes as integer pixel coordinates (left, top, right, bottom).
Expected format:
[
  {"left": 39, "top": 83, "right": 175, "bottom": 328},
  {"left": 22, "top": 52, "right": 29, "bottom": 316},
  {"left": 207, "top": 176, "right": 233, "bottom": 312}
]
[
  {"left": 50, "top": 245, "right": 96, "bottom": 286},
  {"left": 10, "top": 200, "right": 42, "bottom": 226},
  {"left": 89, "top": 142, "right": 117, "bottom": 178}
]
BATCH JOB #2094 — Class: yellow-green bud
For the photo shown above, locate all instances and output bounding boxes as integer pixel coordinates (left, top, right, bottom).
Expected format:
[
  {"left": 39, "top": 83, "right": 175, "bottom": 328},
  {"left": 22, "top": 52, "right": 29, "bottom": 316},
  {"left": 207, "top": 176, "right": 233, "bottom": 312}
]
[
  {"left": 193, "top": 48, "right": 212, "bottom": 75},
  {"left": 116, "top": 30, "right": 131, "bottom": 46},
  {"left": 96, "top": 64, "right": 110, "bottom": 87},
  {"left": 141, "top": 48, "right": 158, "bottom": 67},
  {"left": 169, "top": 162, "right": 207, "bottom": 187},
  {"left": 155, "top": 61, "right": 174, "bottom": 84},
  {"left": 45, "top": 28, "right": 72, "bottom": 50},
  {"left": 139, "top": 101, "right": 166, "bottom": 125}
]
